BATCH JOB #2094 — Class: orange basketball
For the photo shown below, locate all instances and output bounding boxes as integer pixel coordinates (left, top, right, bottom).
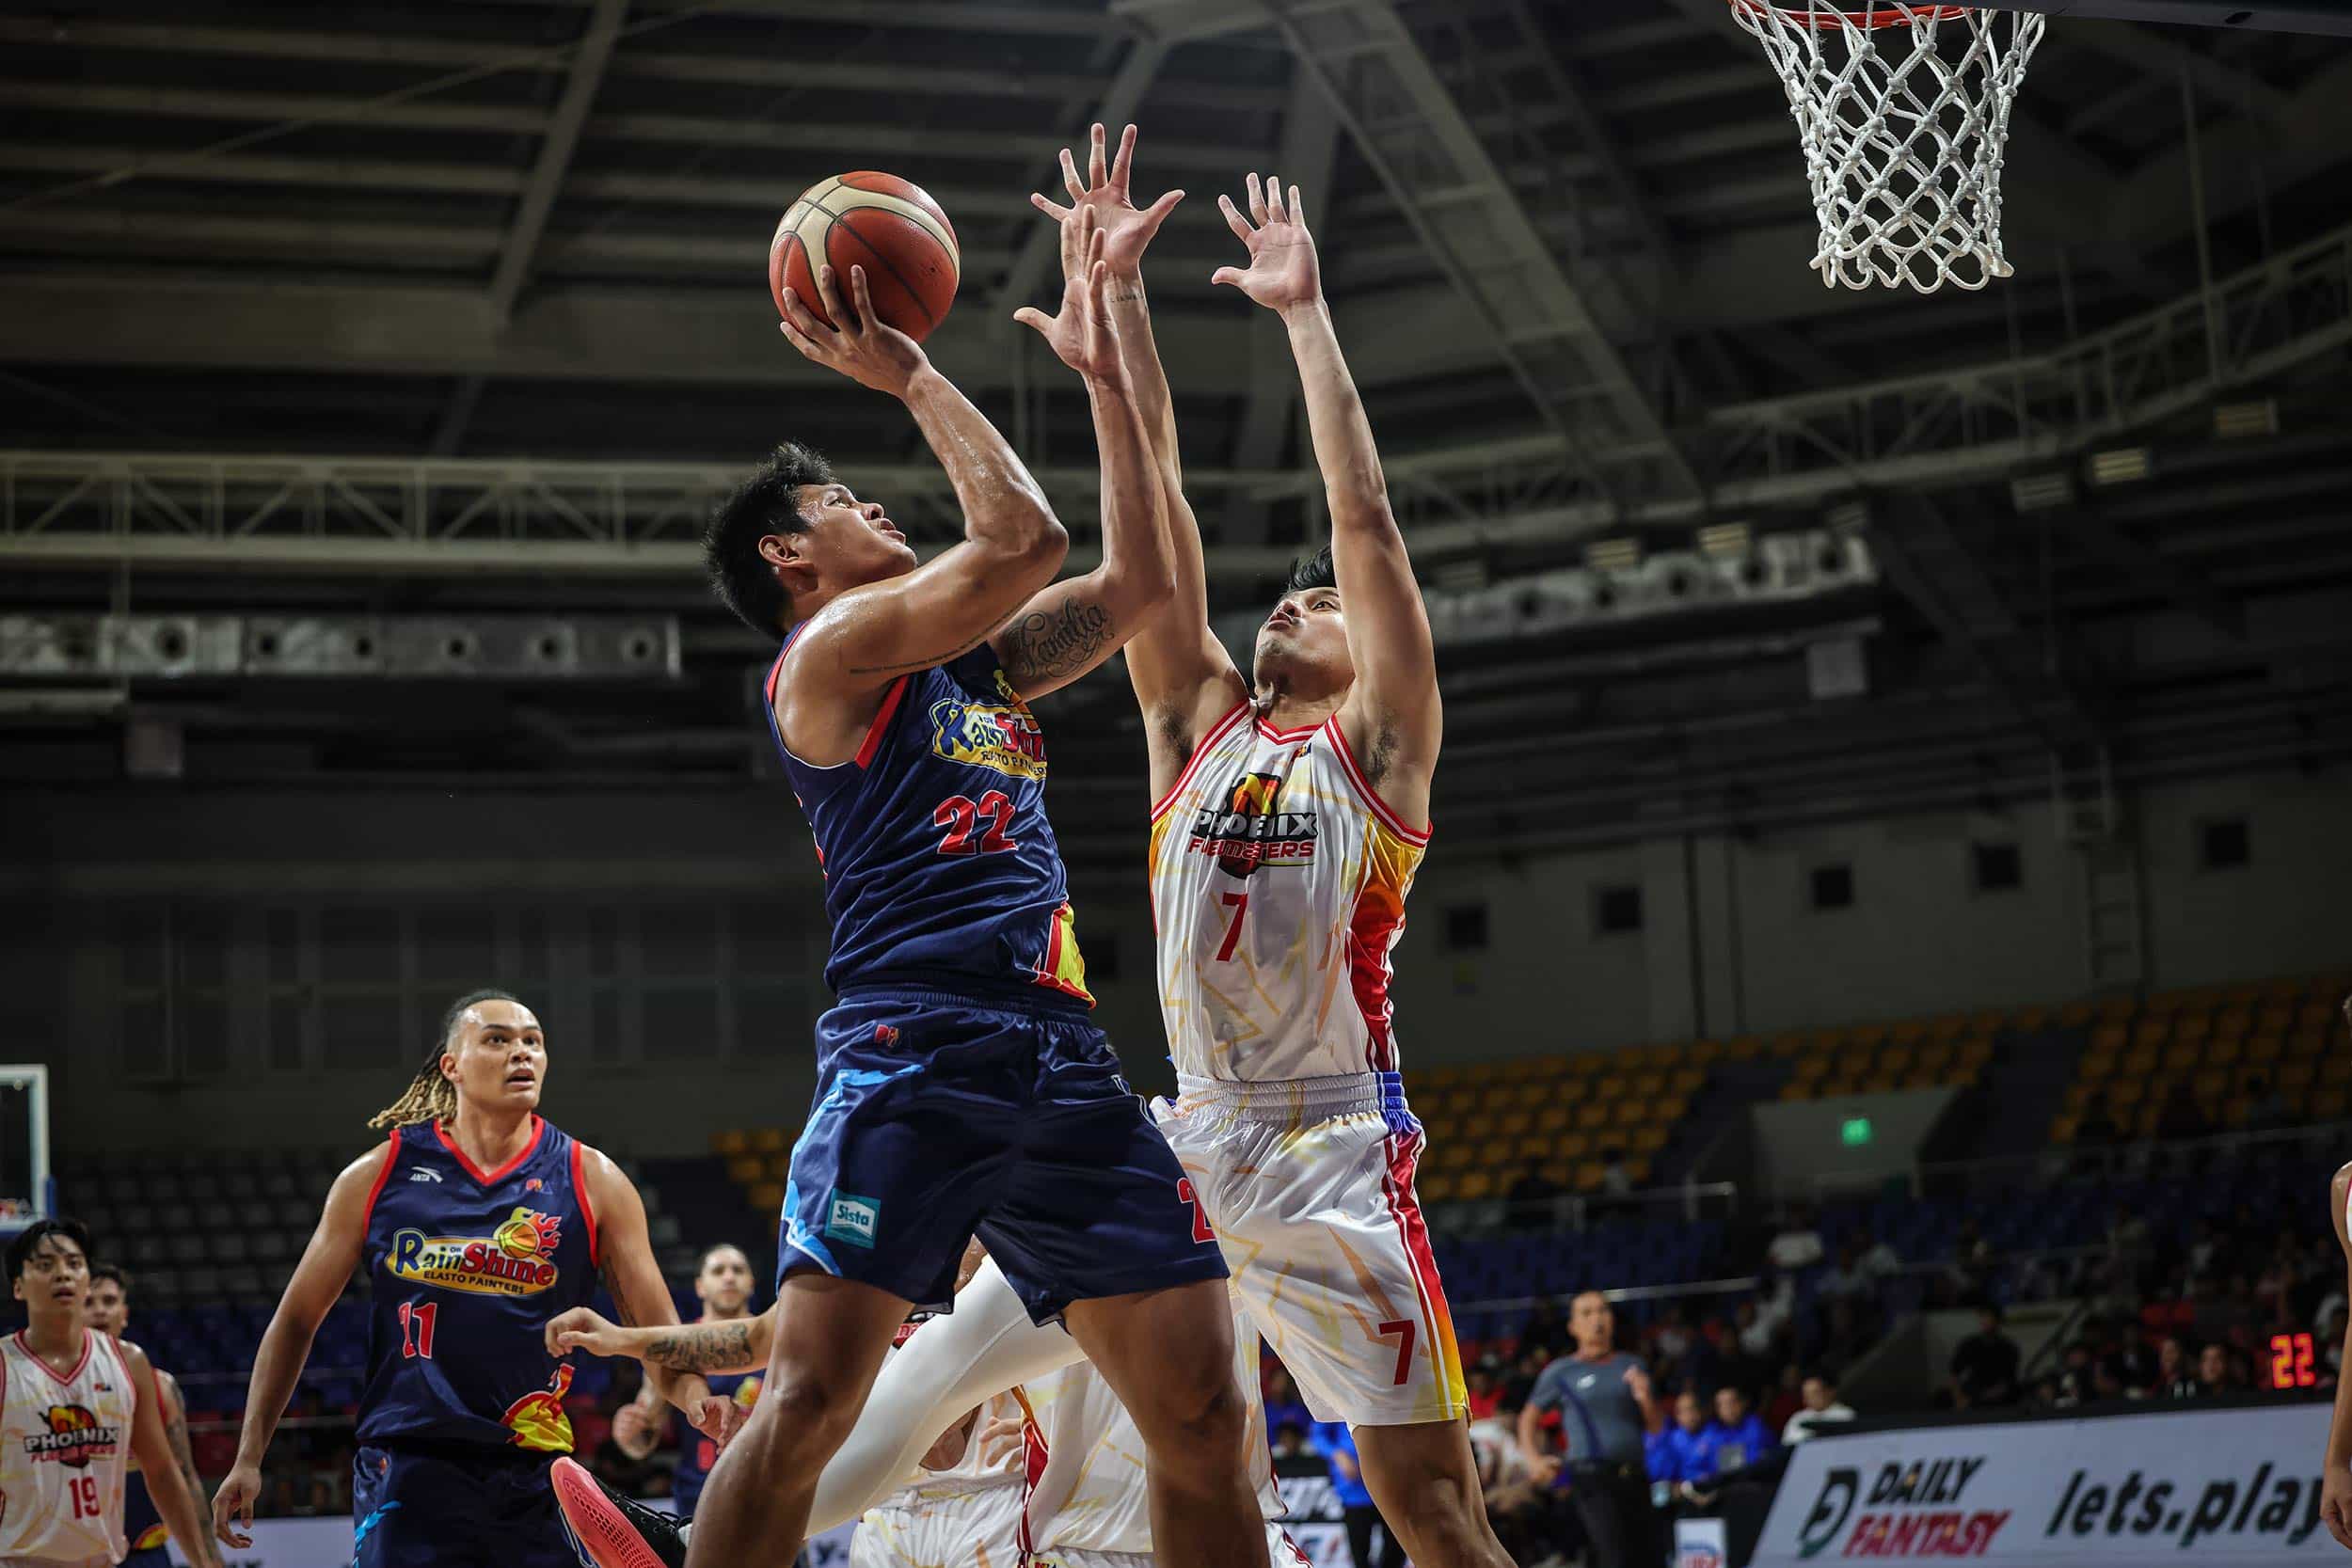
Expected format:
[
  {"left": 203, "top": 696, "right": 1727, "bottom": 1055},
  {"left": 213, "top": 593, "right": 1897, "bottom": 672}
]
[{"left": 769, "top": 172, "right": 960, "bottom": 342}]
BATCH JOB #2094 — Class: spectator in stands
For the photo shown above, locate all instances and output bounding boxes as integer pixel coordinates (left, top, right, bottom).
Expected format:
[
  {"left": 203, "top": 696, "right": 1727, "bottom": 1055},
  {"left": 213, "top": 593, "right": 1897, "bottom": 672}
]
[
  {"left": 1816, "top": 1298, "right": 1866, "bottom": 1383},
  {"left": 1311, "top": 1419, "right": 1404, "bottom": 1568},
  {"left": 1263, "top": 1363, "right": 1311, "bottom": 1442},
  {"left": 1520, "top": 1296, "right": 1568, "bottom": 1360},
  {"left": 1270, "top": 1420, "right": 1311, "bottom": 1465},
  {"left": 1503, "top": 1344, "right": 1549, "bottom": 1412},
  {"left": 1767, "top": 1206, "right": 1826, "bottom": 1272},
  {"left": 1782, "top": 1371, "right": 1855, "bottom": 1444},
  {"left": 1694, "top": 1385, "right": 1774, "bottom": 1476},
  {"left": 1647, "top": 1389, "right": 1712, "bottom": 1491},
  {"left": 1945, "top": 1215, "right": 1994, "bottom": 1305},
  {"left": 1472, "top": 1389, "right": 1555, "bottom": 1566},
  {"left": 1520, "top": 1291, "right": 1664, "bottom": 1568},
  {"left": 1855, "top": 1227, "right": 1903, "bottom": 1290},
  {"left": 1763, "top": 1363, "right": 1804, "bottom": 1435},
  {"left": 1598, "top": 1146, "right": 1634, "bottom": 1200},
  {"left": 1817, "top": 1243, "right": 1868, "bottom": 1307},
  {"left": 1465, "top": 1355, "right": 1503, "bottom": 1421},
  {"left": 2154, "top": 1335, "right": 2201, "bottom": 1399},
  {"left": 1949, "top": 1305, "right": 2022, "bottom": 1407},
  {"left": 2106, "top": 1203, "right": 2154, "bottom": 1296},
  {"left": 2196, "top": 1341, "right": 2236, "bottom": 1397}
]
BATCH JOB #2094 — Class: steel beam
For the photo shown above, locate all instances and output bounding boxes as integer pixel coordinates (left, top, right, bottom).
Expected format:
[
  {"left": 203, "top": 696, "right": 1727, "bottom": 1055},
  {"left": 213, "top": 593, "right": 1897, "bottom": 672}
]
[{"left": 490, "top": 0, "right": 627, "bottom": 320}]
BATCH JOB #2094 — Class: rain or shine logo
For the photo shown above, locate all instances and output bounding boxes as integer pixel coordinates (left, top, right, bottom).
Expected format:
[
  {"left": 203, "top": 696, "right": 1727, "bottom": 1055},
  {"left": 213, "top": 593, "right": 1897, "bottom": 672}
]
[{"left": 387, "top": 1206, "right": 564, "bottom": 1296}]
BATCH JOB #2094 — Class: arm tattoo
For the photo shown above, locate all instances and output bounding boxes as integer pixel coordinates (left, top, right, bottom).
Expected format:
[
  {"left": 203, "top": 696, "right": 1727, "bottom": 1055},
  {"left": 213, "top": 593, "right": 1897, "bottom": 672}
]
[
  {"left": 601, "top": 1259, "right": 639, "bottom": 1328},
  {"left": 998, "top": 594, "right": 1112, "bottom": 686},
  {"left": 640, "top": 1320, "right": 756, "bottom": 1374}
]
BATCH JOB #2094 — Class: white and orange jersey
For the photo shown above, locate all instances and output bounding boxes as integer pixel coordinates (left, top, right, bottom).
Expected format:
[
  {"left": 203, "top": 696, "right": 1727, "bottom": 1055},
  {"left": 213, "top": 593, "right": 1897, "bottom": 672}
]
[
  {"left": 0, "top": 1328, "right": 137, "bottom": 1563},
  {"left": 1018, "top": 1296, "right": 1282, "bottom": 1559},
  {"left": 1148, "top": 703, "right": 1428, "bottom": 1084}
]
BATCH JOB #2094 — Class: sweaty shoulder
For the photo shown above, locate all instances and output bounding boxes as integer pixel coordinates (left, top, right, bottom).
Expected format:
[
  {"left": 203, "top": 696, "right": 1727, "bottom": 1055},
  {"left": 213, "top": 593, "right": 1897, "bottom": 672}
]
[{"left": 2331, "top": 1163, "right": 2352, "bottom": 1247}]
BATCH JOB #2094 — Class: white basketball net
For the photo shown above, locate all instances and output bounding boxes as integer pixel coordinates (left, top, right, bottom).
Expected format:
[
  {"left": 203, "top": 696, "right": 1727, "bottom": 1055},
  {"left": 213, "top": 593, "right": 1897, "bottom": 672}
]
[{"left": 1728, "top": 3, "right": 2048, "bottom": 293}]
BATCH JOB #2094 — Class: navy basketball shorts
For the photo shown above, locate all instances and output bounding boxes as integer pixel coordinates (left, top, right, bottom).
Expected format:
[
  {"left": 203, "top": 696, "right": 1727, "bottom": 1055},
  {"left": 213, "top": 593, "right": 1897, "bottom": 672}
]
[
  {"left": 350, "top": 1442, "right": 583, "bottom": 1568},
  {"left": 779, "top": 986, "right": 1229, "bottom": 1323}
]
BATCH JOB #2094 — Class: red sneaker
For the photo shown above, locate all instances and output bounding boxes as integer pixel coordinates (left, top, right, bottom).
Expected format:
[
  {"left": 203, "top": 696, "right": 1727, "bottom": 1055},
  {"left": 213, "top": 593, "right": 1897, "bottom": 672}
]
[{"left": 551, "top": 1455, "right": 688, "bottom": 1568}]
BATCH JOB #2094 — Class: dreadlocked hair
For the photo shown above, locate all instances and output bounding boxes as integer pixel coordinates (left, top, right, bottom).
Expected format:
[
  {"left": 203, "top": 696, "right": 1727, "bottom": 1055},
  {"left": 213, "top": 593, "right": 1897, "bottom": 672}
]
[{"left": 368, "top": 987, "right": 520, "bottom": 1130}]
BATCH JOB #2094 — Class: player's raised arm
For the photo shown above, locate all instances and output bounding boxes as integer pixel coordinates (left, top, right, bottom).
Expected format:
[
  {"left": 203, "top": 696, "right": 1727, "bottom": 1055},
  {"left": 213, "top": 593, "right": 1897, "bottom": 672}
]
[
  {"left": 1032, "top": 124, "right": 1246, "bottom": 772},
  {"left": 988, "top": 206, "right": 1173, "bottom": 701},
  {"left": 1215, "top": 174, "right": 1442, "bottom": 817},
  {"left": 577, "top": 1147, "right": 733, "bottom": 1443},
  {"left": 2319, "top": 1160, "right": 2352, "bottom": 1549},
  {"left": 211, "top": 1141, "right": 385, "bottom": 1547},
  {"left": 775, "top": 261, "right": 1070, "bottom": 696},
  {"left": 548, "top": 1302, "right": 777, "bottom": 1376},
  {"left": 120, "top": 1339, "right": 215, "bottom": 1568}
]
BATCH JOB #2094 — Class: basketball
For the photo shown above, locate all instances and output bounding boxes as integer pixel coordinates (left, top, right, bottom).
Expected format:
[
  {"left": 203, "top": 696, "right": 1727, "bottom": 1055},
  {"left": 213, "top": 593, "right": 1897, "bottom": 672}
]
[{"left": 769, "top": 172, "right": 960, "bottom": 341}]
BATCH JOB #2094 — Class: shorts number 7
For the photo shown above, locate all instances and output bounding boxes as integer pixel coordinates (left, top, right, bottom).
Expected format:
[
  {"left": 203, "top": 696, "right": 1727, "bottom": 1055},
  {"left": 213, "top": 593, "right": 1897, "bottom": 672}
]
[{"left": 1378, "top": 1317, "right": 1417, "bottom": 1386}]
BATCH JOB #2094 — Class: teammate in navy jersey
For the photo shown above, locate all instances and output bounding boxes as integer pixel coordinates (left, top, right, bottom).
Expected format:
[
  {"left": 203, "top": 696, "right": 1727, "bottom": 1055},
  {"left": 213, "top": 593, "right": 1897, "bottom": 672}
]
[
  {"left": 86, "top": 1263, "right": 223, "bottom": 1568},
  {"left": 690, "top": 216, "right": 1267, "bottom": 1567},
  {"left": 610, "top": 1243, "right": 760, "bottom": 1513},
  {"left": 210, "top": 990, "right": 731, "bottom": 1567}
]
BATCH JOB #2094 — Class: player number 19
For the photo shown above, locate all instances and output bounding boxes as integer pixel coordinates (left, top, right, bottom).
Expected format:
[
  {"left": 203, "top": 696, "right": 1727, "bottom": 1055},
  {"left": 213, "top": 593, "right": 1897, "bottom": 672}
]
[{"left": 69, "top": 1474, "right": 100, "bottom": 1519}]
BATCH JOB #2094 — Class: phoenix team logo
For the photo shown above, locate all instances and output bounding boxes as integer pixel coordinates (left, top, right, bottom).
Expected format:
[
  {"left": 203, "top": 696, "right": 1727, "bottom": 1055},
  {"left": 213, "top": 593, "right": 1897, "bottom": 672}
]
[
  {"left": 1189, "top": 768, "right": 1318, "bottom": 877},
  {"left": 930, "top": 673, "right": 1047, "bottom": 780},
  {"left": 387, "top": 1205, "right": 564, "bottom": 1296},
  {"left": 24, "top": 1404, "right": 118, "bottom": 1467}
]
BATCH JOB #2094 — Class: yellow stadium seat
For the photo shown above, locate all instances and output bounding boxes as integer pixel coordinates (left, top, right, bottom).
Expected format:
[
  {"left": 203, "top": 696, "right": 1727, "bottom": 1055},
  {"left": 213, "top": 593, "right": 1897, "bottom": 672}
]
[
  {"left": 1498, "top": 1108, "right": 1534, "bottom": 1136},
  {"left": 1970, "top": 1009, "right": 2004, "bottom": 1034},
  {"left": 1808, "top": 1028, "right": 1846, "bottom": 1053},
  {"left": 1514, "top": 1134, "right": 1551, "bottom": 1163},
  {"left": 2219, "top": 1096, "right": 2253, "bottom": 1129},
  {"left": 1463, "top": 1114, "right": 1500, "bottom": 1141},
  {"left": 2191, "top": 1068, "right": 2228, "bottom": 1100},
  {"left": 1671, "top": 1068, "right": 1705, "bottom": 1098},
  {"left": 1420, "top": 1065, "right": 1465, "bottom": 1090},
  {"left": 1418, "top": 1171, "right": 1459, "bottom": 1203},
  {"left": 1880, "top": 1044, "right": 1915, "bottom": 1075},
  {"left": 2317, "top": 1090, "right": 2349, "bottom": 1121},
  {"left": 1573, "top": 1161, "right": 1606, "bottom": 1192},
  {"left": 2205, "top": 1036, "right": 2242, "bottom": 1068},
  {"left": 724, "top": 1155, "right": 763, "bottom": 1184},
  {"left": 1821, "top": 1076, "right": 1863, "bottom": 1099},
  {"left": 1456, "top": 1172, "right": 1496, "bottom": 1202},
  {"left": 1848, "top": 1024, "right": 1887, "bottom": 1050},
  {"left": 750, "top": 1180, "right": 785, "bottom": 1211},
  {"left": 1689, "top": 1039, "right": 1724, "bottom": 1066},
  {"left": 1778, "top": 1081, "right": 1812, "bottom": 1101},
  {"left": 2303, "top": 1000, "right": 2340, "bottom": 1029},
  {"left": 1575, "top": 1104, "right": 1611, "bottom": 1131},
  {"left": 1793, "top": 1054, "right": 1830, "bottom": 1082},
  {"left": 2279, "top": 1060, "right": 2318, "bottom": 1091},
  {"left": 2246, "top": 1037, "right": 2282, "bottom": 1066},
  {"left": 2108, "top": 1077, "right": 2146, "bottom": 1106},
  {"left": 1770, "top": 1030, "right": 1807, "bottom": 1057},
  {"left": 749, "top": 1127, "right": 787, "bottom": 1154},
  {"left": 2145, "top": 990, "right": 2186, "bottom": 1015},
  {"left": 1557, "top": 1132, "right": 1593, "bottom": 1163},
  {"left": 1726, "top": 1036, "right": 1763, "bottom": 1060},
  {"left": 2215, "top": 1008, "right": 2253, "bottom": 1040},
  {"left": 2091, "top": 1022, "right": 2129, "bottom": 1053},
  {"left": 1535, "top": 1105, "right": 1573, "bottom": 1134},
  {"left": 1890, "top": 1020, "right": 1928, "bottom": 1047},
  {"left": 2077, "top": 1049, "right": 2117, "bottom": 1083},
  {"left": 712, "top": 1129, "right": 751, "bottom": 1156},
  {"left": 1931, "top": 1014, "right": 1967, "bottom": 1042},
  {"left": 1631, "top": 1071, "right": 1666, "bottom": 1099},
  {"left": 2135, "top": 1103, "right": 2164, "bottom": 1138},
  {"left": 2011, "top": 1006, "right": 2049, "bottom": 1030},
  {"left": 2161, "top": 1042, "right": 2201, "bottom": 1073},
  {"left": 1653, "top": 1094, "right": 1691, "bottom": 1125},
  {"left": 2174, "top": 1012, "right": 2212, "bottom": 1043},
  {"left": 2096, "top": 995, "right": 2137, "bottom": 1022},
  {"left": 2135, "top": 1017, "right": 2172, "bottom": 1049},
  {"left": 1625, "top": 1156, "right": 1654, "bottom": 1185},
  {"left": 1563, "top": 1052, "right": 1604, "bottom": 1076},
  {"left": 2059, "top": 1001, "right": 2096, "bottom": 1027},
  {"left": 1864, "top": 1071, "right": 1901, "bottom": 1094},
  {"left": 1596, "top": 1075, "right": 1629, "bottom": 1101},
  {"left": 1902, "top": 1068, "right": 1941, "bottom": 1091},
  {"left": 2122, "top": 1046, "right": 2159, "bottom": 1076},
  {"left": 1653, "top": 1043, "right": 1690, "bottom": 1068},
  {"left": 2290, "top": 1027, "right": 2331, "bottom": 1060},
  {"left": 1632, "top": 1126, "right": 1669, "bottom": 1156},
  {"left": 1538, "top": 1161, "right": 1575, "bottom": 1186},
  {"left": 2061, "top": 1082, "right": 2096, "bottom": 1112},
  {"left": 2049, "top": 1114, "right": 2078, "bottom": 1144},
  {"left": 1957, "top": 1037, "right": 1994, "bottom": 1069}
]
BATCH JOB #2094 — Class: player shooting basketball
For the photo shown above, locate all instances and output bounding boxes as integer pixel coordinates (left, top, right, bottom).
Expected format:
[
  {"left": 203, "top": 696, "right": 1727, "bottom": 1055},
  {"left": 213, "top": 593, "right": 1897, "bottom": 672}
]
[{"left": 1025, "top": 124, "right": 1513, "bottom": 1568}]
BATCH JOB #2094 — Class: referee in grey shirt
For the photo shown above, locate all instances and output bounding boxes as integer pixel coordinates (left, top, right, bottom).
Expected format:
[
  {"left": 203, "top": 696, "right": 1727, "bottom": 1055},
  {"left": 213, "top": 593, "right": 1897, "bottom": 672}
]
[{"left": 1517, "top": 1291, "right": 1665, "bottom": 1567}]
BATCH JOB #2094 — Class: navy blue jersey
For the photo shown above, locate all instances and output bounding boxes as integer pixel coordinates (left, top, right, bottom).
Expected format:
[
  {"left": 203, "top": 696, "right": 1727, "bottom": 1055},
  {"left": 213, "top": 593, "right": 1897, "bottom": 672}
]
[
  {"left": 121, "top": 1467, "right": 167, "bottom": 1560},
  {"left": 355, "top": 1117, "right": 599, "bottom": 1452},
  {"left": 671, "top": 1368, "right": 758, "bottom": 1510},
  {"left": 766, "top": 634, "right": 1092, "bottom": 1004}
]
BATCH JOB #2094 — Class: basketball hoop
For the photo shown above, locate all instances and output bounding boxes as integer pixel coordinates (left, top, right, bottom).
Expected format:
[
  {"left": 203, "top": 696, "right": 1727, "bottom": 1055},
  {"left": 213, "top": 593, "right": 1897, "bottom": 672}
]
[{"left": 1727, "top": 1, "right": 2048, "bottom": 293}]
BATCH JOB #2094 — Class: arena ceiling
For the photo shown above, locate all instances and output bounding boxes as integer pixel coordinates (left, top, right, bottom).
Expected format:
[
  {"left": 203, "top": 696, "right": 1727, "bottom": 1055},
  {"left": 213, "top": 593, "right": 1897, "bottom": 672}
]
[{"left": 4, "top": 0, "right": 2351, "bottom": 857}]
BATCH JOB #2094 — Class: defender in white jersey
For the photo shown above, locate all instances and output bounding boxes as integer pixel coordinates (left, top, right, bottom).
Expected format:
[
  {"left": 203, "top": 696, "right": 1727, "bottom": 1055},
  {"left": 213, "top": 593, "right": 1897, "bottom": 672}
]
[
  {"left": 848, "top": 1347, "right": 1027, "bottom": 1568},
  {"left": 1019, "top": 1296, "right": 1304, "bottom": 1568},
  {"left": 1031, "top": 127, "right": 1508, "bottom": 1567},
  {"left": 0, "top": 1221, "right": 210, "bottom": 1568}
]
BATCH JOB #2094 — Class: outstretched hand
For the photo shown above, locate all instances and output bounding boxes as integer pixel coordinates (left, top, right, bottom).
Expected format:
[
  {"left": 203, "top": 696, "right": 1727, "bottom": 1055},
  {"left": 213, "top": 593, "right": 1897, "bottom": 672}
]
[
  {"left": 1014, "top": 207, "right": 1121, "bottom": 383},
  {"left": 1031, "top": 121, "right": 1184, "bottom": 280},
  {"left": 545, "top": 1305, "right": 626, "bottom": 1360},
  {"left": 1212, "top": 171, "right": 1322, "bottom": 313}
]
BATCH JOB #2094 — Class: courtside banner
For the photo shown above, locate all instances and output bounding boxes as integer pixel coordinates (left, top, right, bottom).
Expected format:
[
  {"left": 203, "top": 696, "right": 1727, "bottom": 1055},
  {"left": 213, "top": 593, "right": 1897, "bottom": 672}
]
[{"left": 1754, "top": 1404, "right": 2335, "bottom": 1565}]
